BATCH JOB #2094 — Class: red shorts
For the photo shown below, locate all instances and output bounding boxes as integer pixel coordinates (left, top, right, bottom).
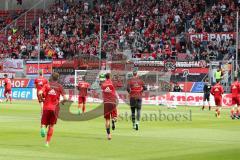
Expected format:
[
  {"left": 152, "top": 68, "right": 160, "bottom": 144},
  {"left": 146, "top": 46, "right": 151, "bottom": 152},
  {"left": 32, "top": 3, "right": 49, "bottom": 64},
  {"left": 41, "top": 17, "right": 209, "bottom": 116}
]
[
  {"left": 78, "top": 96, "right": 87, "bottom": 104},
  {"left": 104, "top": 103, "right": 117, "bottom": 120},
  {"left": 41, "top": 108, "right": 59, "bottom": 126},
  {"left": 214, "top": 97, "right": 222, "bottom": 106},
  {"left": 232, "top": 96, "right": 240, "bottom": 105},
  {"left": 4, "top": 89, "right": 12, "bottom": 96}
]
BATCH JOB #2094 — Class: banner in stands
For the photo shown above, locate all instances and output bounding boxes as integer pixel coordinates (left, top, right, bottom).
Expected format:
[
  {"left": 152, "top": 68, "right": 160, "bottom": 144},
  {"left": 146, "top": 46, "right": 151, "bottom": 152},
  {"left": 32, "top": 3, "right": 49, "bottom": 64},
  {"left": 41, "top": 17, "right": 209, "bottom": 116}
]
[
  {"left": 0, "top": 79, "right": 35, "bottom": 88},
  {"left": 57, "top": 90, "right": 232, "bottom": 107},
  {"left": 52, "top": 60, "right": 75, "bottom": 68},
  {"left": 189, "top": 32, "right": 235, "bottom": 42},
  {"left": 74, "top": 59, "right": 101, "bottom": 69},
  {"left": 26, "top": 61, "right": 52, "bottom": 77},
  {"left": 0, "top": 59, "right": 24, "bottom": 72},
  {"left": 52, "top": 59, "right": 102, "bottom": 69},
  {"left": 0, "top": 88, "right": 33, "bottom": 100},
  {"left": 135, "top": 61, "right": 207, "bottom": 68},
  {"left": 0, "top": 73, "right": 15, "bottom": 78}
]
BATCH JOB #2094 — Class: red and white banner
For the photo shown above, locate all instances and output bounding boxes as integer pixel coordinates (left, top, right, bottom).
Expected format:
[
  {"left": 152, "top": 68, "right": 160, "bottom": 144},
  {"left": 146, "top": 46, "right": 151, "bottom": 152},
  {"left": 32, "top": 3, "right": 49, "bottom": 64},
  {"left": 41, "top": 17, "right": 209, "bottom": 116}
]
[
  {"left": 52, "top": 60, "right": 75, "bottom": 68},
  {"left": 189, "top": 32, "right": 235, "bottom": 42},
  {"left": 174, "top": 68, "right": 209, "bottom": 74},
  {"left": 26, "top": 61, "right": 52, "bottom": 76}
]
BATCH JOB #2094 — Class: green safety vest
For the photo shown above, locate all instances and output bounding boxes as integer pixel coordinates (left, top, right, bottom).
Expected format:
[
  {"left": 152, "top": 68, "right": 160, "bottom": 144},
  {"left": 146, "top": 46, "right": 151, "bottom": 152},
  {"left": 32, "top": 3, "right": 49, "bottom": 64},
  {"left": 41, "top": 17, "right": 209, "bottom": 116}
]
[{"left": 215, "top": 71, "right": 221, "bottom": 80}]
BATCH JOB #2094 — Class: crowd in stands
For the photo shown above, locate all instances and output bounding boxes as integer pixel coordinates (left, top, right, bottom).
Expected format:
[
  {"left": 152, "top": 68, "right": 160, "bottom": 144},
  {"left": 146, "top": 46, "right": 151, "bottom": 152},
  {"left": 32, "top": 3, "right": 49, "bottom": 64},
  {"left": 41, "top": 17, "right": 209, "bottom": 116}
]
[{"left": 0, "top": 0, "right": 239, "bottom": 62}]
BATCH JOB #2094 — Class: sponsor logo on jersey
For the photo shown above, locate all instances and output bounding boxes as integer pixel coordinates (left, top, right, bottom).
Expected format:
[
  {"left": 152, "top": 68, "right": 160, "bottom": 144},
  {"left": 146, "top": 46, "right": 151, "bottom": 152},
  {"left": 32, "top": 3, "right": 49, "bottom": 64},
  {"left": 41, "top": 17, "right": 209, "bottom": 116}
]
[
  {"left": 48, "top": 89, "right": 57, "bottom": 95},
  {"left": 104, "top": 87, "right": 112, "bottom": 92}
]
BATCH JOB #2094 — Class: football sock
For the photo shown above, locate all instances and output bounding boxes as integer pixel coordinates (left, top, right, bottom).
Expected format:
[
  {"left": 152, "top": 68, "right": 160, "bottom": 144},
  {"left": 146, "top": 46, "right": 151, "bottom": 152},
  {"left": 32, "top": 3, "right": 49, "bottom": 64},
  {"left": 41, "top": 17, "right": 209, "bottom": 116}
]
[
  {"left": 82, "top": 105, "right": 86, "bottom": 113},
  {"left": 106, "top": 128, "right": 110, "bottom": 135},
  {"left": 131, "top": 107, "right": 136, "bottom": 124},
  {"left": 112, "top": 120, "right": 115, "bottom": 130},
  {"left": 136, "top": 108, "right": 141, "bottom": 121},
  {"left": 46, "top": 127, "right": 54, "bottom": 143},
  {"left": 231, "top": 109, "right": 235, "bottom": 116},
  {"left": 217, "top": 110, "right": 221, "bottom": 117}
]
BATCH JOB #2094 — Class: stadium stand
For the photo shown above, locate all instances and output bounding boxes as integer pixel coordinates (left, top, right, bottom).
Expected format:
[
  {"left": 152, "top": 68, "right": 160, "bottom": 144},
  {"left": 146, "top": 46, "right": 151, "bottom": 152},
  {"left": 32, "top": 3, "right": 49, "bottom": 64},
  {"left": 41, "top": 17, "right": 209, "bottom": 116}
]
[{"left": 0, "top": 0, "right": 238, "bottom": 62}]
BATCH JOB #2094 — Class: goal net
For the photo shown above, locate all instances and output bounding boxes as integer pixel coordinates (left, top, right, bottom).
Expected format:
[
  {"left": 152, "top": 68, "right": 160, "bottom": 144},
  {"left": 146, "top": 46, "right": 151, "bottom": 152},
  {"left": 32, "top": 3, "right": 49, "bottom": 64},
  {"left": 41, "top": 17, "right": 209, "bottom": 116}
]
[
  {"left": 74, "top": 70, "right": 172, "bottom": 106},
  {"left": 74, "top": 70, "right": 110, "bottom": 103}
]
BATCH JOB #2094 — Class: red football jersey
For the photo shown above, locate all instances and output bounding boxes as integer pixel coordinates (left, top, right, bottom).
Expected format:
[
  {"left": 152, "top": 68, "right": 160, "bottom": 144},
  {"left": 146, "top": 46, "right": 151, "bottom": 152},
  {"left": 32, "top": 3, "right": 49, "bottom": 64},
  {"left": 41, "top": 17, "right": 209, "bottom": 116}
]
[
  {"left": 34, "top": 76, "right": 48, "bottom": 91},
  {"left": 211, "top": 83, "right": 224, "bottom": 97},
  {"left": 231, "top": 81, "right": 239, "bottom": 97},
  {"left": 101, "top": 79, "right": 117, "bottom": 104},
  {"left": 4, "top": 78, "right": 11, "bottom": 90},
  {"left": 77, "top": 81, "right": 90, "bottom": 97},
  {"left": 127, "top": 76, "right": 145, "bottom": 98},
  {"left": 41, "top": 81, "right": 65, "bottom": 111}
]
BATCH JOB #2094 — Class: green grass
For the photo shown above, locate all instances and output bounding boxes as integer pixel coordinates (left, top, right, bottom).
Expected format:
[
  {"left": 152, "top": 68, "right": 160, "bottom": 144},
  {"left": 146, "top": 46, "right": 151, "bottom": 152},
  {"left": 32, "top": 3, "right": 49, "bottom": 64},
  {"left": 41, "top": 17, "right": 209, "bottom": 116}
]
[{"left": 0, "top": 101, "right": 240, "bottom": 160}]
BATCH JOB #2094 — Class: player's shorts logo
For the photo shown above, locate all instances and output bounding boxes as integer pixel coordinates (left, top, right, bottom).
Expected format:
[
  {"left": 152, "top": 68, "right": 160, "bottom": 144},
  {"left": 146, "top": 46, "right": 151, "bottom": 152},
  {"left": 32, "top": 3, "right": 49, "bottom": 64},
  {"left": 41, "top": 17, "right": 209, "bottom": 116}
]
[{"left": 223, "top": 94, "right": 232, "bottom": 106}]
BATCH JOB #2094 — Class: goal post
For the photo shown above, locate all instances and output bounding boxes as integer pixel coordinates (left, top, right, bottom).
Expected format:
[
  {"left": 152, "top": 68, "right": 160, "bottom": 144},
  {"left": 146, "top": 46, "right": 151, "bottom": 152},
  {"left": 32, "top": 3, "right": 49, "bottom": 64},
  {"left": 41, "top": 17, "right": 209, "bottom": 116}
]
[{"left": 74, "top": 70, "right": 111, "bottom": 103}]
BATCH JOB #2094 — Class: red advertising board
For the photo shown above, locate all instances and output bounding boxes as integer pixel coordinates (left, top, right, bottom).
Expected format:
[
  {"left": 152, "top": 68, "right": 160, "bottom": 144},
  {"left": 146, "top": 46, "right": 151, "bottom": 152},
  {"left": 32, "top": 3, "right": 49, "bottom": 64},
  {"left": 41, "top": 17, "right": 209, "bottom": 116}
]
[
  {"left": 174, "top": 68, "right": 208, "bottom": 74},
  {"left": 0, "top": 79, "right": 33, "bottom": 88},
  {"left": 26, "top": 61, "right": 52, "bottom": 75},
  {"left": 52, "top": 60, "right": 75, "bottom": 68}
]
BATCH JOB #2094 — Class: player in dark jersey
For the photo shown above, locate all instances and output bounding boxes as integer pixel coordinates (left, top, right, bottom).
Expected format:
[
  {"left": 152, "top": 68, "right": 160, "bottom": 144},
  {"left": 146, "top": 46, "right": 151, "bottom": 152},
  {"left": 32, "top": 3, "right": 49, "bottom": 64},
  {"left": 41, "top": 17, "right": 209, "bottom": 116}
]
[
  {"left": 127, "top": 70, "right": 146, "bottom": 130},
  {"left": 202, "top": 79, "right": 211, "bottom": 110}
]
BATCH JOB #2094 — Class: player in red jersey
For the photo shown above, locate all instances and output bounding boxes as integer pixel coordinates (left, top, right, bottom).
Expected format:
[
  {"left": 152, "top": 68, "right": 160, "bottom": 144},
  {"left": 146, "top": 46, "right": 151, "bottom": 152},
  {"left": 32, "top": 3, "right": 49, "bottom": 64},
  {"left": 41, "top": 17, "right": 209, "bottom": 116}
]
[
  {"left": 127, "top": 70, "right": 146, "bottom": 130},
  {"left": 211, "top": 80, "right": 224, "bottom": 118},
  {"left": 77, "top": 76, "right": 90, "bottom": 114},
  {"left": 230, "top": 77, "right": 240, "bottom": 119},
  {"left": 101, "top": 73, "right": 118, "bottom": 140},
  {"left": 38, "top": 72, "right": 67, "bottom": 147},
  {"left": 3, "top": 74, "right": 12, "bottom": 103},
  {"left": 34, "top": 70, "right": 48, "bottom": 113}
]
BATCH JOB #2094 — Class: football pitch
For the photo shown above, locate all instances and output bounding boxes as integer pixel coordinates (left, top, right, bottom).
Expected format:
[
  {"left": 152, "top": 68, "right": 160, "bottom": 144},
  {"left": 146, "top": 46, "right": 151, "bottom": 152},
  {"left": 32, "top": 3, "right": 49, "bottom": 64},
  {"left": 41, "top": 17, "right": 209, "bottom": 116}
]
[{"left": 0, "top": 101, "right": 240, "bottom": 160}]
